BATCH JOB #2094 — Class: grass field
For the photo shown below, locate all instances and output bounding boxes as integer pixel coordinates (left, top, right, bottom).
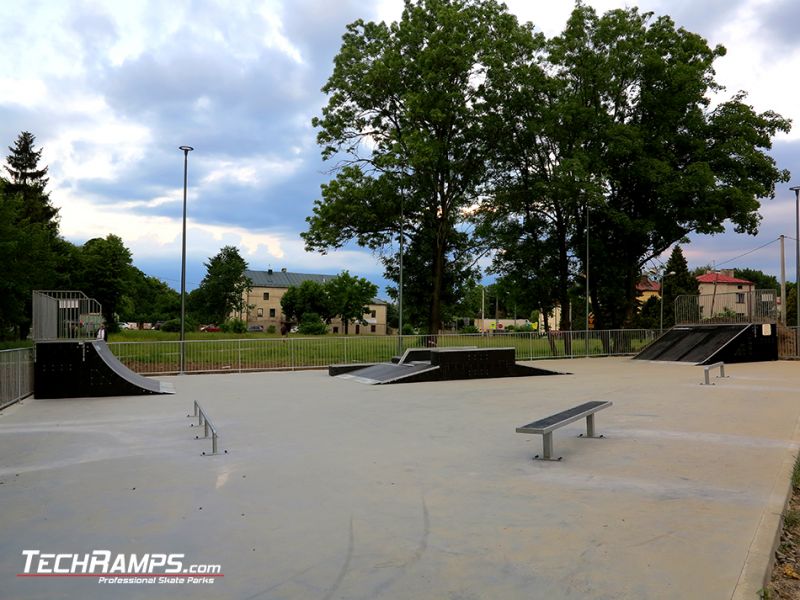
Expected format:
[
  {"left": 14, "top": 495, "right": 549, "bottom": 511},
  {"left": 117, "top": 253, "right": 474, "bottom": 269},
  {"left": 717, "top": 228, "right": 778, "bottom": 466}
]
[{"left": 106, "top": 330, "right": 656, "bottom": 374}]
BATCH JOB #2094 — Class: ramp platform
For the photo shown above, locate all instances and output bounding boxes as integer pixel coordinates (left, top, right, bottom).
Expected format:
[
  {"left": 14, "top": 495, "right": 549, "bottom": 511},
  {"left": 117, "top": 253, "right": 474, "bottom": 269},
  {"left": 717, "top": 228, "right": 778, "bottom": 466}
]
[
  {"left": 332, "top": 347, "right": 565, "bottom": 385},
  {"left": 634, "top": 323, "right": 778, "bottom": 364},
  {"left": 34, "top": 340, "right": 174, "bottom": 398}
]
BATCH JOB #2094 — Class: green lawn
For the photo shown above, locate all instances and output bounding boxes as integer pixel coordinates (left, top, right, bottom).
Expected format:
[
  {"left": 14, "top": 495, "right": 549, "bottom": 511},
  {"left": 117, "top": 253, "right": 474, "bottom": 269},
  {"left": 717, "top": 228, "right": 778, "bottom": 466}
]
[{"left": 106, "top": 330, "right": 656, "bottom": 374}]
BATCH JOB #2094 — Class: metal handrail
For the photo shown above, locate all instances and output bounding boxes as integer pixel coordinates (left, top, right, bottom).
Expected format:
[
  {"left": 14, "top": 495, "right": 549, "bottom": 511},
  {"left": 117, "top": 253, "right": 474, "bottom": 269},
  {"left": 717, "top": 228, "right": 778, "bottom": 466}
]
[{"left": 187, "top": 401, "right": 223, "bottom": 455}]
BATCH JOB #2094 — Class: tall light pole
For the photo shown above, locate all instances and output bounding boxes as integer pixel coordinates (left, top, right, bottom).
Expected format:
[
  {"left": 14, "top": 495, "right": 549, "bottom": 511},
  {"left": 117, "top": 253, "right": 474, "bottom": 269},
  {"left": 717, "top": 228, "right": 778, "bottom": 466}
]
[
  {"left": 397, "top": 187, "right": 404, "bottom": 354},
  {"left": 791, "top": 186, "right": 800, "bottom": 348},
  {"left": 179, "top": 145, "right": 193, "bottom": 374}
]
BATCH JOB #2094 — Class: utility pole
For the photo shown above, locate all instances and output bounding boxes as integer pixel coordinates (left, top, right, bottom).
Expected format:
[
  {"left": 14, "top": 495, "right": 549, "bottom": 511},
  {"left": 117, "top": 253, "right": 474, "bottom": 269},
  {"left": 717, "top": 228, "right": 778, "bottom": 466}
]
[{"left": 780, "top": 234, "right": 787, "bottom": 325}]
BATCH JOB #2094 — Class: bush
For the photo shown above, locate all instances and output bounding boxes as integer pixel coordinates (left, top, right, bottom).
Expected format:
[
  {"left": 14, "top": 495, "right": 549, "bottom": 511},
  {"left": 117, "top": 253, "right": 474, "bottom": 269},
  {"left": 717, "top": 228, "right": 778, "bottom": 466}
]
[
  {"left": 160, "top": 317, "right": 198, "bottom": 332},
  {"left": 460, "top": 325, "right": 479, "bottom": 334},
  {"left": 401, "top": 323, "right": 415, "bottom": 335},
  {"left": 298, "top": 312, "right": 327, "bottom": 335},
  {"left": 221, "top": 318, "right": 247, "bottom": 334},
  {"left": 159, "top": 319, "right": 181, "bottom": 332},
  {"left": 266, "top": 325, "right": 276, "bottom": 334}
]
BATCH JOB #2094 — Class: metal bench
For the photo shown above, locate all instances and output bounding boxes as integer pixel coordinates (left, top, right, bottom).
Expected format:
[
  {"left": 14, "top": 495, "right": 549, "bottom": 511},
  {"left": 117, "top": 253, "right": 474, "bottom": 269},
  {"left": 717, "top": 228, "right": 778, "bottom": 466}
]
[{"left": 516, "top": 400, "right": 612, "bottom": 461}]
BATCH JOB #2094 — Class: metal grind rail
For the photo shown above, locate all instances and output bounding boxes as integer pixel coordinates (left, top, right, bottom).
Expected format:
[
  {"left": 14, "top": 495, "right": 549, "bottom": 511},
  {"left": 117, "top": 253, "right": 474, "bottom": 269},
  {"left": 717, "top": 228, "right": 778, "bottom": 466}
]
[
  {"left": 701, "top": 362, "right": 728, "bottom": 386},
  {"left": 187, "top": 401, "right": 225, "bottom": 455}
]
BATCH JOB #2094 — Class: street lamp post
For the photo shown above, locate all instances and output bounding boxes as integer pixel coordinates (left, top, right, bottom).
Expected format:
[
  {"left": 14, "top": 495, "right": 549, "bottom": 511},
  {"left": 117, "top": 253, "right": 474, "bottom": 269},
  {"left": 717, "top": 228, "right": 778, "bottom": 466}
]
[
  {"left": 397, "top": 188, "right": 404, "bottom": 354},
  {"left": 179, "top": 145, "right": 193, "bottom": 374},
  {"left": 791, "top": 186, "right": 800, "bottom": 354}
]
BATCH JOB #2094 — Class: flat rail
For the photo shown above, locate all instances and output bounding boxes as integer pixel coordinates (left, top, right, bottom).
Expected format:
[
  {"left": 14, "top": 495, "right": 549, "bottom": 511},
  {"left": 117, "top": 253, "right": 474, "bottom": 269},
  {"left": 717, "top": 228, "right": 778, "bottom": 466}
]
[
  {"left": 188, "top": 401, "right": 223, "bottom": 455},
  {"left": 702, "top": 362, "right": 727, "bottom": 386}
]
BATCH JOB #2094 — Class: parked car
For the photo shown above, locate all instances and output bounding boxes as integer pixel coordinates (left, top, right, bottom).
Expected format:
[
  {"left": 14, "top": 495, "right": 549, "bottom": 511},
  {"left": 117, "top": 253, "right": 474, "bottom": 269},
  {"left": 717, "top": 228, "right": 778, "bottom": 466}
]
[
  {"left": 200, "top": 324, "right": 221, "bottom": 332},
  {"left": 247, "top": 324, "right": 264, "bottom": 332}
]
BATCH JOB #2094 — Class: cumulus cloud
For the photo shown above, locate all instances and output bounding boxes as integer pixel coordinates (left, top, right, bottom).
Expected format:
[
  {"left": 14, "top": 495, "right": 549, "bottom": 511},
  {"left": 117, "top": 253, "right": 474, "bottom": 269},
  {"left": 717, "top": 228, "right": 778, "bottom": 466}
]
[{"left": 1, "top": 0, "right": 798, "bottom": 295}]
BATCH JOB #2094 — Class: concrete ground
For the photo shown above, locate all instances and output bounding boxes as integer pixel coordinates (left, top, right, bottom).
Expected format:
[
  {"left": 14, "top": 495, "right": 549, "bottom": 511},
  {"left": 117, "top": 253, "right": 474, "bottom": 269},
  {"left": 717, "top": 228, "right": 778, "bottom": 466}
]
[{"left": 0, "top": 357, "right": 798, "bottom": 599}]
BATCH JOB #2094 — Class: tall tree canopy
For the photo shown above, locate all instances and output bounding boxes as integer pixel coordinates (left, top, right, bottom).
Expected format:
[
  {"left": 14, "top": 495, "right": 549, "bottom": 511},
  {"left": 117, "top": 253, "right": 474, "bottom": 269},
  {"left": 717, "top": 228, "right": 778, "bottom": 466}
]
[
  {"left": 304, "top": 0, "right": 527, "bottom": 333},
  {"left": 544, "top": 5, "right": 790, "bottom": 328},
  {"left": 280, "top": 280, "right": 333, "bottom": 325},
  {"left": 191, "top": 246, "right": 252, "bottom": 324},
  {"left": 326, "top": 271, "right": 378, "bottom": 334},
  {"left": 74, "top": 235, "right": 134, "bottom": 330},
  {"left": 307, "top": 2, "right": 789, "bottom": 331}
]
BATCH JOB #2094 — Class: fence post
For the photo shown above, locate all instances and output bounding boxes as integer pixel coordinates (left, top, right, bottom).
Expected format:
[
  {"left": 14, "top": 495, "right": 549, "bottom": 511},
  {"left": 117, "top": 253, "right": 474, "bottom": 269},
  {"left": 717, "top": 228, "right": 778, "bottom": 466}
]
[
  {"left": 290, "top": 337, "right": 295, "bottom": 371},
  {"left": 238, "top": 338, "right": 242, "bottom": 373}
]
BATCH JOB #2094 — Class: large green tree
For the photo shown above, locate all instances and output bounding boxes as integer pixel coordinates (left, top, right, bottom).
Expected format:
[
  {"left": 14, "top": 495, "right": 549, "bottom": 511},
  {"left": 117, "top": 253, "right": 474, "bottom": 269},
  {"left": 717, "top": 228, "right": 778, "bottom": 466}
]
[
  {"left": 280, "top": 281, "right": 333, "bottom": 325},
  {"left": 74, "top": 235, "right": 134, "bottom": 331},
  {"left": 326, "top": 271, "right": 378, "bottom": 334},
  {"left": 120, "top": 268, "right": 180, "bottom": 325},
  {"left": 546, "top": 5, "right": 790, "bottom": 329},
  {"left": 0, "top": 133, "right": 63, "bottom": 339},
  {"left": 192, "top": 246, "right": 251, "bottom": 324},
  {"left": 304, "top": 0, "right": 526, "bottom": 333},
  {"left": 0, "top": 182, "right": 60, "bottom": 338}
]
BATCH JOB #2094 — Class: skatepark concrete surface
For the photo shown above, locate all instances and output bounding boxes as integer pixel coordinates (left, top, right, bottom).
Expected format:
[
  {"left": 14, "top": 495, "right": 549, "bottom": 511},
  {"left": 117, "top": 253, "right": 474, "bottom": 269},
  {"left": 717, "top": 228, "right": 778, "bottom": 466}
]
[{"left": 1, "top": 357, "right": 798, "bottom": 599}]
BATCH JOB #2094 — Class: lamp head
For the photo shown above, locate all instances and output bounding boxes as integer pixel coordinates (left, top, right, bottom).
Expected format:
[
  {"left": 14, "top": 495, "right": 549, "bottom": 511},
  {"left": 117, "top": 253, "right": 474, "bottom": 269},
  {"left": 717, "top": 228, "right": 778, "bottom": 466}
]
[{"left": 179, "top": 145, "right": 194, "bottom": 153}]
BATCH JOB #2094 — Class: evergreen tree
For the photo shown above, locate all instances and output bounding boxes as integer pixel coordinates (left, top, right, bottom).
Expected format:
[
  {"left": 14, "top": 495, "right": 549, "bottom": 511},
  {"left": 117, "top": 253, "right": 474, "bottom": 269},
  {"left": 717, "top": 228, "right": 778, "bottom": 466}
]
[
  {"left": 662, "top": 245, "right": 699, "bottom": 328},
  {"left": 6, "top": 131, "right": 49, "bottom": 186},
  {"left": 4, "top": 131, "right": 58, "bottom": 231}
]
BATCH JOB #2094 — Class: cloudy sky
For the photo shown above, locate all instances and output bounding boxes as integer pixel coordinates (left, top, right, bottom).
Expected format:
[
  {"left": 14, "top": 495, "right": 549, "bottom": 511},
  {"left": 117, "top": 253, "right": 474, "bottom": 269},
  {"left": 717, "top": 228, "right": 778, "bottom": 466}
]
[{"left": 3, "top": 0, "right": 800, "bottom": 294}]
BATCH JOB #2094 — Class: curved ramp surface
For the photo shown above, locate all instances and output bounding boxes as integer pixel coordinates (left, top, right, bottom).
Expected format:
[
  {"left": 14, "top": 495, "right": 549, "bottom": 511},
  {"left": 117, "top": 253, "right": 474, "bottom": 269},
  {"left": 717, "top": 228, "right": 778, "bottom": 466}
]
[{"left": 34, "top": 340, "right": 174, "bottom": 398}]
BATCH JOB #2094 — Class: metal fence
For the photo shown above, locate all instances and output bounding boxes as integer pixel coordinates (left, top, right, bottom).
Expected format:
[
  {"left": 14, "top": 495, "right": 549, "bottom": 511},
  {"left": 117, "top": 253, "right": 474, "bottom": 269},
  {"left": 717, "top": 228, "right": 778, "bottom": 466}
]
[
  {"left": 108, "top": 329, "right": 658, "bottom": 375},
  {"left": 674, "top": 289, "right": 778, "bottom": 325},
  {"left": 32, "top": 290, "right": 103, "bottom": 341},
  {"left": 0, "top": 348, "right": 34, "bottom": 409},
  {"left": 778, "top": 325, "right": 800, "bottom": 359}
]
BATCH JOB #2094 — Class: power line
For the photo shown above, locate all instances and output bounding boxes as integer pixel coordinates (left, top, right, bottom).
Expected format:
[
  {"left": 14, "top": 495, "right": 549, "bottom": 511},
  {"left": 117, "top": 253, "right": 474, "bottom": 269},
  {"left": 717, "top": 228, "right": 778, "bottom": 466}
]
[{"left": 712, "top": 237, "right": 780, "bottom": 269}]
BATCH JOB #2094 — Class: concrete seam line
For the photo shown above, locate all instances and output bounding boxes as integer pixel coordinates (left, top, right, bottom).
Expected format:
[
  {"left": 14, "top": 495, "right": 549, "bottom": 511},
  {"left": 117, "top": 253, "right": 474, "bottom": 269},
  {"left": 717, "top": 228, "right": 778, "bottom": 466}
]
[{"left": 730, "top": 412, "right": 800, "bottom": 600}]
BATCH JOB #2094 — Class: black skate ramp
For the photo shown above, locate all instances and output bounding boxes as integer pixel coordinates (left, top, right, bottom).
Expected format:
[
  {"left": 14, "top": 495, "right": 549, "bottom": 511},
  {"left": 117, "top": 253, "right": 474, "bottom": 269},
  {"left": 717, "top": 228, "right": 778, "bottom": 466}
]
[
  {"left": 332, "top": 347, "right": 565, "bottom": 385},
  {"left": 634, "top": 323, "right": 778, "bottom": 364},
  {"left": 34, "top": 340, "right": 174, "bottom": 399}
]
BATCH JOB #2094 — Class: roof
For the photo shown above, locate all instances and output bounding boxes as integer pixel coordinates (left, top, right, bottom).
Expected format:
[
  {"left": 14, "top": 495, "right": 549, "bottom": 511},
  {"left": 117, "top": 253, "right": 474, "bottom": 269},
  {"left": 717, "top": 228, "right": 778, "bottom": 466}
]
[
  {"left": 696, "top": 273, "right": 754, "bottom": 285},
  {"left": 245, "top": 269, "right": 335, "bottom": 288},
  {"left": 635, "top": 276, "right": 661, "bottom": 293},
  {"left": 245, "top": 269, "right": 388, "bottom": 305}
]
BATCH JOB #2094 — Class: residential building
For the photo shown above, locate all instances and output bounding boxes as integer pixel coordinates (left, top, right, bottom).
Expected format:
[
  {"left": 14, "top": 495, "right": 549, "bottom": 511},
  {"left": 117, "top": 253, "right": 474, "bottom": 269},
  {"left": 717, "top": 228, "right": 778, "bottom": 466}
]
[
  {"left": 242, "top": 269, "right": 388, "bottom": 335},
  {"left": 695, "top": 270, "right": 754, "bottom": 318},
  {"left": 635, "top": 275, "right": 661, "bottom": 303}
]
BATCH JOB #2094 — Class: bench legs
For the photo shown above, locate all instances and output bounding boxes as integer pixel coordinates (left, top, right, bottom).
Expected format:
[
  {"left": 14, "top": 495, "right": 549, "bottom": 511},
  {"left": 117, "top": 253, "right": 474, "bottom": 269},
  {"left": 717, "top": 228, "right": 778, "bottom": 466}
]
[
  {"left": 579, "top": 414, "right": 604, "bottom": 439},
  {"left": 533, "top": 415, "right": 606, "bottom": 461},
  {"left": 534, "top": 432, "right": 561, "bottom": 461}
]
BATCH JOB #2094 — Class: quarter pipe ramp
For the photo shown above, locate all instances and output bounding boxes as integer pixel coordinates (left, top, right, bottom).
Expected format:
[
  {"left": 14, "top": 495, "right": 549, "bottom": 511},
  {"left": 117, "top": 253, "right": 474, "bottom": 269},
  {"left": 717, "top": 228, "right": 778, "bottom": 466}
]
[{"left": 34, "top": 340, "right": 174, "bottom": 398}]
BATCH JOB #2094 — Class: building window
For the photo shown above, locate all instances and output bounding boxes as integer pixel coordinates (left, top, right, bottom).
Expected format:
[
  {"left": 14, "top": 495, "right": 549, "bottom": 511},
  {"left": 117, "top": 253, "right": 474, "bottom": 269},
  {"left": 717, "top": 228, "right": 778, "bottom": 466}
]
[
  {"left": 370, "top": 325, "right": 376, "bottom": 333},
  {"left": 371, "top": 310, "right": 376, "bottom": 318},
  {"left": 333, "top": 326, "right": 339, "bottom": 334},
  {"left": 257, "top": 308, "right": 263, "bottom": 317},
  {"left": 269, "top": 308, "right": 276, "bottom": 317},
  {"left": 737, "top": 285, "right": 743, "bottom": 290},
  {"left": 263, "top": 292, "right": 270, "bottom": 300},
  {"left": 355, "top": 325, "right": 360, "bottom": 334},
  {"left": 736, "top": 293, "right": 745, "bottom": 304}
]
